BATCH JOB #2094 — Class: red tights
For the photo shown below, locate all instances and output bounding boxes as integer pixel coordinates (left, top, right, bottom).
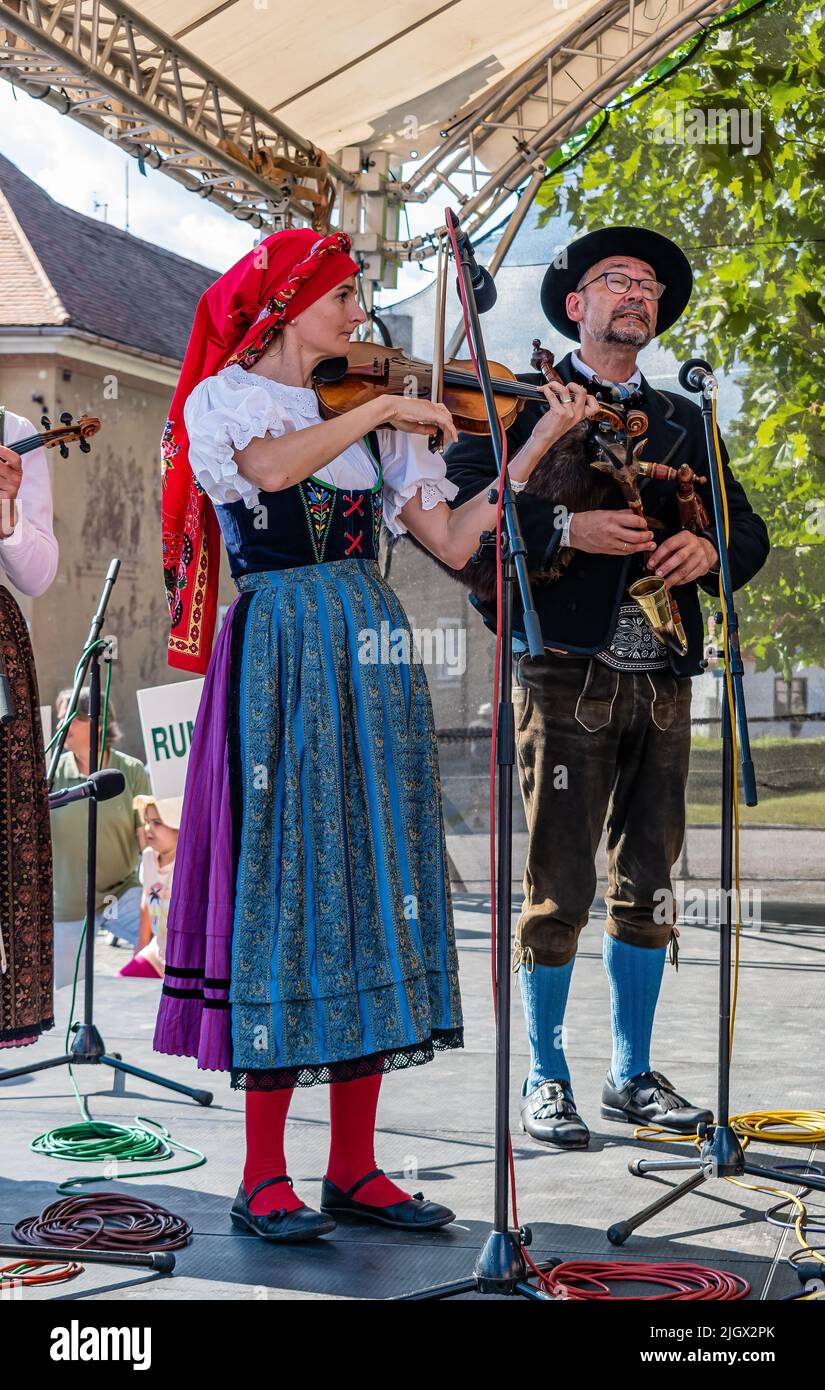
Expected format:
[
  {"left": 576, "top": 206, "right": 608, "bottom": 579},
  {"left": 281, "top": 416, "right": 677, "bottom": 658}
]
[{"left": 242, "top": 1073, "right": 413, "bottom": 1214}]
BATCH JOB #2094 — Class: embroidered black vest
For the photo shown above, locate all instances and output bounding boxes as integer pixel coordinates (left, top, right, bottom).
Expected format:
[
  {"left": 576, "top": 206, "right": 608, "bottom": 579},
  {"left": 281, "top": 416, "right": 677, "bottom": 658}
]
[{"left": 214, "top": 433, "right": 383, "bottom": 579}]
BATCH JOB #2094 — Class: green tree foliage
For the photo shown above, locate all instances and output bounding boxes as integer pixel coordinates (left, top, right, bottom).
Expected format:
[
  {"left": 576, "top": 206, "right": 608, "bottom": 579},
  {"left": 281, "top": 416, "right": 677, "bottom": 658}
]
[{"left": 536, "top": 0, "right": 824, "bottom": 673}]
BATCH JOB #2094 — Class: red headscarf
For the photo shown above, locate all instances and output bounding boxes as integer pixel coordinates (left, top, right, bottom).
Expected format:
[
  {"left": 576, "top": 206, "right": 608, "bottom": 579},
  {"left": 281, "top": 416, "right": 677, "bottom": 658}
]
[{"left": 161, "top": 228, "right": 361, "bottom": 673}]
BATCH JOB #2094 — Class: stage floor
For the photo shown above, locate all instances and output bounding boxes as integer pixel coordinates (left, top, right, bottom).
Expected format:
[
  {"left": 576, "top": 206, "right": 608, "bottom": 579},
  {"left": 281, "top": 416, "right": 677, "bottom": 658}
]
[{"left": 1, "top": 895, "right": 822, "bottom": 1301}]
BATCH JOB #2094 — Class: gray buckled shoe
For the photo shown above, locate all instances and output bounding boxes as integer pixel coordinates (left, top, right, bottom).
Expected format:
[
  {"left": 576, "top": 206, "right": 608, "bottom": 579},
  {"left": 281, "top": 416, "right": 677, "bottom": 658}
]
[
  {"left": 519, "top": 1079, "right": 590, "bottom": 1149},
  {"left": 601, "top": 1070, "right": 713, "bottom": 1134}
]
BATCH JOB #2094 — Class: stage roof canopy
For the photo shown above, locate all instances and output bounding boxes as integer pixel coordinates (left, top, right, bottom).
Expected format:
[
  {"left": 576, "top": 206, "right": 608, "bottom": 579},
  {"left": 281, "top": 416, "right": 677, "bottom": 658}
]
[
  {"left": 0, "top": 0, "right": 735, "bottom": 258},
  {"left": 141, "top": 0, "right": 602, "bottom": 157}
]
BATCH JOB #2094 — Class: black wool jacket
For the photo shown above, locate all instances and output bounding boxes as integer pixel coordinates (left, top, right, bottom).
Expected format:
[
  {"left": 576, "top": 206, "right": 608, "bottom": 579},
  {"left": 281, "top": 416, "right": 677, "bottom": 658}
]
[{"left": 443, "top": 351, "right": 770, "bottom": 676}]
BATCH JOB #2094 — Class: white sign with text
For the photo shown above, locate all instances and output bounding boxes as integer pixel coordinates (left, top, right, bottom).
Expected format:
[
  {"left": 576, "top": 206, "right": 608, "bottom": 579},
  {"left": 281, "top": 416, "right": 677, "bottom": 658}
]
[{"left": 137, "top": 678, "right": 204, "bottom": 799}]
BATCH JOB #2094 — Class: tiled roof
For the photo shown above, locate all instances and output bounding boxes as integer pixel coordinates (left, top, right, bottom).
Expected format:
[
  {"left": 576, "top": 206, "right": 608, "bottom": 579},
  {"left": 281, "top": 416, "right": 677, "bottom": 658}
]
[{"left": 0, "top": 151, "right": 217, "bottom": 361}]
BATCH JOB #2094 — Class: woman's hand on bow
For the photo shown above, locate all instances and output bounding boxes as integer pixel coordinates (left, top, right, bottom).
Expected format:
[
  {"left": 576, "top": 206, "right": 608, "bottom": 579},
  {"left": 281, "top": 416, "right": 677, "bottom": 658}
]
[{"left": 376, "top": 395, "right": 459, "bottom": 444}]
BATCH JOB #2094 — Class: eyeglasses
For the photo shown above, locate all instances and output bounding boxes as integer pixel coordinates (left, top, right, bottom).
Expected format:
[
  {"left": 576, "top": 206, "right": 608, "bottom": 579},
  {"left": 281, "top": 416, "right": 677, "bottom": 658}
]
[{"left": 577, "top": 271, "right": 666, "bottom": 300}]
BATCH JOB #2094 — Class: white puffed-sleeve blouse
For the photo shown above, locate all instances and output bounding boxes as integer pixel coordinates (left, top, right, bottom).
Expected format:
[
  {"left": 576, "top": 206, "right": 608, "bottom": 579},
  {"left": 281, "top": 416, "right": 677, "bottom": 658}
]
[{"left": 183, "top": 362, "right": 459, "bottom": 537}]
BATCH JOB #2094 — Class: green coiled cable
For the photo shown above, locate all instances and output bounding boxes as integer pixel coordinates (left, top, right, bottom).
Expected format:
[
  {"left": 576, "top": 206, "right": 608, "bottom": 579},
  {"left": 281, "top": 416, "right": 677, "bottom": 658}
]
[{"left": 33, "top": 647, "right": 206, "bottom": 1193}]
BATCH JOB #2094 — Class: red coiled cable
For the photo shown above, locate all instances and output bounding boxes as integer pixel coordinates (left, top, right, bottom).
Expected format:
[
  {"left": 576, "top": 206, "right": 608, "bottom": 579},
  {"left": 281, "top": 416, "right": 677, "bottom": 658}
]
[
  {"left": 542, "top": 1260, "right": 750, "bottom": 1301},
  {"left": 12, "top": 1192, "right": 191, "bottom": 1251}
]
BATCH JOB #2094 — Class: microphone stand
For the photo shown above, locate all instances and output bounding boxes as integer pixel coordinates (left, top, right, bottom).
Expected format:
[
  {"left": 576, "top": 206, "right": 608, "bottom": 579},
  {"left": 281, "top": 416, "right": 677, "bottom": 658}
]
[
  {"left": 607, "top": 374, "right": 825, "bottom": 1249},
  {"left": 0, "top": 561, "right": 211, "bottom": 1107},
  {"left": 400, "top": 209, "right": 557, "bottom": 1301}
]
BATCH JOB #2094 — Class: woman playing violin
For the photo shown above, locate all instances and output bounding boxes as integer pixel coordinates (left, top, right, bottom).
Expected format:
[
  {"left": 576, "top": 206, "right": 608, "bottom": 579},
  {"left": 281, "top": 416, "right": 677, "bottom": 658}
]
[{"left": 154, "top": 227, "right": 598, "bottom": 1246}]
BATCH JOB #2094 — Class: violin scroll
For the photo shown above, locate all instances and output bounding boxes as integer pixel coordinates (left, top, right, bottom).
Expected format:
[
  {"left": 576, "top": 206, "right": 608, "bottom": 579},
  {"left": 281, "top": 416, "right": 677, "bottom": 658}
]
[
  {"left": 530, "top": 339, "right": 648, "bottom": 437},
  {"left": 6, "top": 412, "right": 104, "bottom": 462},
  {"left": 530, "top": 338, "right": 563, "bottom": 386},
  {"left": 39, "top": 413, "right": 101, "bottom": 456}
]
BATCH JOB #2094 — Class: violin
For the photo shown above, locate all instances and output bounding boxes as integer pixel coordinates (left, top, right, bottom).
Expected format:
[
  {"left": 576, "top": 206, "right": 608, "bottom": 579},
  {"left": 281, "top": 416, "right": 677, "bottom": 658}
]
[
  {"left": 314, "top": 340, "right": 660, "bottom": 453},
  {"left": 9, "top": 412, "right": 101, "bottom": 459},
  {"left": 313, "top": 342, "right": 606, "bottom": 437},
  {"left": 315, "top": 344, "right": 707, "bottom": 526}
]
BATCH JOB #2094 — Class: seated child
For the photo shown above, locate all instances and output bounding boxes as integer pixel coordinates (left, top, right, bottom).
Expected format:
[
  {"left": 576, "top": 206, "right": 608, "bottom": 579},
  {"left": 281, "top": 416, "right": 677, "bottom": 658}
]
[{"left": 119, "top": 795, "right": 182, "bottom": 979}]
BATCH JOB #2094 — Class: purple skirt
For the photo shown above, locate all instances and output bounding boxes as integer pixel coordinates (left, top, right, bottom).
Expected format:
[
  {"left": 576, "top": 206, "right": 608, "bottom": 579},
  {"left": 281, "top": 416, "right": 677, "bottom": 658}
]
[{"left": 152, "top": 599, "right": 238, "bottom": 1071}]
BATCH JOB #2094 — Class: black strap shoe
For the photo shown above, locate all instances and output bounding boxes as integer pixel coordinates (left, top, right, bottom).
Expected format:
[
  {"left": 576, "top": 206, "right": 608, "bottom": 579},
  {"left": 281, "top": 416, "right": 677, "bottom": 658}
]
[
  {"left": 230, "top": 1175, "right": 337, "bottom": 1242},
  {"left": 601, "top": 1070, "right": 713, "bottom": 1134},
  {"left": 519, "top": 1080, "right": 590, "bottom": 1149},
  {"left": 320, "top": 1168, "right": 455, "bottom": 1230}
]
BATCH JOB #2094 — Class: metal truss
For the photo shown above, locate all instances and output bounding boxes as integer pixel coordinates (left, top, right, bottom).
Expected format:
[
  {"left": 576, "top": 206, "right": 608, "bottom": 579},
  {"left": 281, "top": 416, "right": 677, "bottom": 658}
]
[
  {"left": 0, "top": 0, "right": 355, "bottom": 229},
  {"left": 390, "top": 0, "right": 733, "bottom": 260},
  {"left": 0, "top": 0, "right": 734, "bottom": 258}
]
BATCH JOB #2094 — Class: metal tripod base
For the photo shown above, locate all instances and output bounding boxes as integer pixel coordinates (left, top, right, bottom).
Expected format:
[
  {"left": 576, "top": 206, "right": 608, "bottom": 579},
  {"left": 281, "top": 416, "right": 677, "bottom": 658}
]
[
  {"left": 0, "top": 1023, "right": 212, "bottom": 1105},
  {"left": 397, "top": 1227, "right": 559, "bottom": 1300},
  {"left": 607, "top": 1124, "right": 825, "bottom": 1246}
]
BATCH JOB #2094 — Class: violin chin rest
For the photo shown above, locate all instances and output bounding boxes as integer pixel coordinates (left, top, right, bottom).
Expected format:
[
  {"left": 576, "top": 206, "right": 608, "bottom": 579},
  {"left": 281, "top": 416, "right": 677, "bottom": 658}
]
[{"left": 313, "top": 355, "right": 350, "bottom": 383}]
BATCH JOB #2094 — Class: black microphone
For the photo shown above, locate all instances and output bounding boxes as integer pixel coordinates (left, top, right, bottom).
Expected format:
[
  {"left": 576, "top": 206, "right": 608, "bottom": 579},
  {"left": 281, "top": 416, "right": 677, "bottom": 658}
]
[
  {"left": 453, "top": 229, "right": 498, "bottom": 314},
  {"left": 49, "top": 768, "right": 126, "bottom": 811},
  {"left": 455, "top": 265, "right": 497, "bottom": 314},
  {"left": 678, "top": 358, "right": 717, "bottom": 393}
]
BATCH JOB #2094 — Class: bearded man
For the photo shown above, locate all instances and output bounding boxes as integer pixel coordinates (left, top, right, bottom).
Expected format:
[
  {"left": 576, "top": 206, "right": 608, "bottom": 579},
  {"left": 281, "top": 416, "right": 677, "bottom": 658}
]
[{"left": 443, "top": 226, "right": 769, "bottom": 1147}]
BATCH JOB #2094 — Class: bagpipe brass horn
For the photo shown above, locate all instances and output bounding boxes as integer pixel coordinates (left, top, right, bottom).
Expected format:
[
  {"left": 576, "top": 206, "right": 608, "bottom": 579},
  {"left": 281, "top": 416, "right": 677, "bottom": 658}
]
[{"left": 628, "top": 576, "right": 689, "bottom": 656}]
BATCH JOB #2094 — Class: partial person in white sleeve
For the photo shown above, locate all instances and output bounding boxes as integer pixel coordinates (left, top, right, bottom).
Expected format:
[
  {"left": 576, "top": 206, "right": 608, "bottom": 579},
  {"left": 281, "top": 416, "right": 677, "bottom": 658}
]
[{"left": 0, "top": 405, "right": 59, "bottom": 1048}]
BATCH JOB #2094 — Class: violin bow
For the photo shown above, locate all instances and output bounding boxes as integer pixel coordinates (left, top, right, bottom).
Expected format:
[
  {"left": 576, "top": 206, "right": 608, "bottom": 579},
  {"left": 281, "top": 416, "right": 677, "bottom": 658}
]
[{"left": 428, "top": 228, "right": 448, "bottom": 454}]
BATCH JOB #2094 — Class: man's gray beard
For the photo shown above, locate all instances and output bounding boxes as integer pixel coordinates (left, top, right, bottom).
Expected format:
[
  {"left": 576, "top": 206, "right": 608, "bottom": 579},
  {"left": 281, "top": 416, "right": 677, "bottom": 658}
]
[{"left": 593, "top": 317, "right": 652, "bottom": 348}]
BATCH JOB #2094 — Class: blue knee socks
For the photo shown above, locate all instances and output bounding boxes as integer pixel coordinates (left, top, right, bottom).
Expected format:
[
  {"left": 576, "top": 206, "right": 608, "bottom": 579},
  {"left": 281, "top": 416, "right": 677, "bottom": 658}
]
[
  {"left": 518, "top": 959, "right": 575, "bottom": 1095},
  {"left": 602, "top": 935, "right": 666, "bottom": 1088}
]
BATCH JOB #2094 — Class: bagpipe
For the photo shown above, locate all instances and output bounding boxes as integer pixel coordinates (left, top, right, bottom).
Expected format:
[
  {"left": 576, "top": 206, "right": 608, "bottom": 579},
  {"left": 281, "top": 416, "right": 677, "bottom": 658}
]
[{"left": 529, "top": 341, "right": 708, "bottom": 656}]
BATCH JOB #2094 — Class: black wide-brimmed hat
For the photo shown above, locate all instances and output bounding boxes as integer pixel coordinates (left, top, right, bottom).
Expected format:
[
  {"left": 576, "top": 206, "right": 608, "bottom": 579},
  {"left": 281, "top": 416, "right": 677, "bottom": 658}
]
[{"left": 540, "top": 226, "right": 693, "bottom": 339}]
